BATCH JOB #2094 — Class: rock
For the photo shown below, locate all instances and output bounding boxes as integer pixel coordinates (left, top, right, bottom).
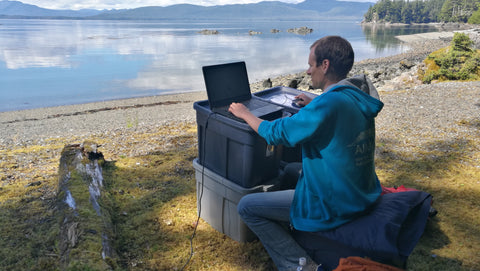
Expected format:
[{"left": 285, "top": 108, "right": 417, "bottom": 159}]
[
  {"left": 164, "top": 219, "right": 174, "bottom": 226},
  {"left": 271, "top": 29, "right": 281, "bottom": 33},
  {"left": 263, "top": 78, "right": 272, "bottom": 88},
  {"left": 249, "top": 32, "right": 480, "bottom": 93},
  {"left": 287, "top": 27, "right": 313, "bottom": 35},
  {"left": 298, "top": 75, "right": 313, "bottom": 91},
  {"left": 400, "top": 59, "right": 415, "bottom": 70},
  {"left": 198, "top": 29, "right": 219, "bottom": 35},
  {"left": 288, "top": 78, "right": 299, "bottom": 88}
]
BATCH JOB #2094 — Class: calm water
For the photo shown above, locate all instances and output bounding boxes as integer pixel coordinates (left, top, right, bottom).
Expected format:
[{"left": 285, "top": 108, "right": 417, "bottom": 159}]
[{"left": 0, "top": 19, "right": 437, "bottom": 112}]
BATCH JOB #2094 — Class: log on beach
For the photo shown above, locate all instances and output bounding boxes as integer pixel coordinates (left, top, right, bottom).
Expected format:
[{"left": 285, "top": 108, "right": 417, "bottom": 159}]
[{"left": 57, "top": 142, "right": 117, "bottom": 269}]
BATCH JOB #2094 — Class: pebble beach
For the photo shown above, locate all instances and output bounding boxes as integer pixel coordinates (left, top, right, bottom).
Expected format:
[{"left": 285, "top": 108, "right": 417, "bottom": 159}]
[{"left": 1, "top": 29, "right": 479, "bottom": 160}]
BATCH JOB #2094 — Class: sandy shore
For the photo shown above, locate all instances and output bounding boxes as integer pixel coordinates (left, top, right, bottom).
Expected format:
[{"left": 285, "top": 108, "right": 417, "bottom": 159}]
[{"left": 395, "top": 30, "right": 456, "bottom": 42}]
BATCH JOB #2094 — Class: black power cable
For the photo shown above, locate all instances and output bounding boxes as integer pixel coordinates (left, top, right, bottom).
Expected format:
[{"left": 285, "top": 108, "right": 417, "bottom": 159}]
[{"left": 180, "top": 112, "right": 214, "bottom": 270}]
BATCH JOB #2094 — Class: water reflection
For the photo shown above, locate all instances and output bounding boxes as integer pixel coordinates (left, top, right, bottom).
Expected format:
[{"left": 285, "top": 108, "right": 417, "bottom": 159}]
[
  {"left": 0, "top": 19, "right": 426, "bottom": 111},
  {"left": 361, "top": 23, "right": 438, "bottom": 51},
  {"left": 124, "top": 34, "right": 312, "bottom": 91}
]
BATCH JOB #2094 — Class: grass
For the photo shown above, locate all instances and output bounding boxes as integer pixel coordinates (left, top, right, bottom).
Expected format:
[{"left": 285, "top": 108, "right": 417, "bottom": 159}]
[
  {"left": 375, "top": 136, "right": 480, "bottom": 270},
  {"left": 0, "top": 119, "right": 479, "bottom": 270}
]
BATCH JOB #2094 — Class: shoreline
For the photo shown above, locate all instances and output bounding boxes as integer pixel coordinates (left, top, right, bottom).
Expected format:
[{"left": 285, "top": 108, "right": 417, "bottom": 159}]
[
  {"left": 0, "top": 91, "right": 207, "bottom": 146},
  {"left": 1, "top": 28, "right": 479, "bottom": 145},
  {"left": 1, "top": 27, "right": 475, "bottom": 117},
  {"left": 0, "top": 91, "right": 207, "bottom": 123},
  {"left": 1, "top": 27, "right": 470, "bottom": 116}
]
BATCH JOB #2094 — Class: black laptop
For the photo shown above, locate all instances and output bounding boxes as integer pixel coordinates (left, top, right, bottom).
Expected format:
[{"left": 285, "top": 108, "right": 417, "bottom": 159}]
[{"left": 202, "top": 61, "right": 283, "bottom": 122}]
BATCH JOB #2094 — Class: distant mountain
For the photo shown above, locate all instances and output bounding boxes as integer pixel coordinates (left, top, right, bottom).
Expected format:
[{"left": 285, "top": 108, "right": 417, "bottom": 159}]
[
  {"left": 91, "top": 2, "right": 323, "bottom": 20},
  {"left": 296, "top": 0, "right": 376, "bottom": 16},
  {"left": 0, "top": 0, "right": 103, "bottom": 17},
  {"left": 0, "top": 0, "right": 375, "bottom": 20}
]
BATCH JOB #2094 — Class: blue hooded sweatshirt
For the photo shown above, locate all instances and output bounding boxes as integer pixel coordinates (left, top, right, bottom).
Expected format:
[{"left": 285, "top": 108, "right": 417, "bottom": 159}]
[{"left": 258, "top": 77, "right": 384, "bottom": 232}]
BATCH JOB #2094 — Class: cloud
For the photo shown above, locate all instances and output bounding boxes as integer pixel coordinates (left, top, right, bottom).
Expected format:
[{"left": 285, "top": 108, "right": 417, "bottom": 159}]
[
  {"left": 19, "top": 0, "right": 304, "bottom": 10},
  {"left": 0, "top": 20, "right": 311, "bottom": 93}
]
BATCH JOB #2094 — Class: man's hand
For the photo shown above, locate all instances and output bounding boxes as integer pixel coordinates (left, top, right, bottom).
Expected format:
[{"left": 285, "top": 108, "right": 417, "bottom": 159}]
[
  {"left": 229, "top": 102, "right": 262, "bottom": 133},
  {"left": 294, "top": 94, "right": 312, "bottom": 107},
  {"left": 229, "top": 102, "right": 250, "bottom": 119}
]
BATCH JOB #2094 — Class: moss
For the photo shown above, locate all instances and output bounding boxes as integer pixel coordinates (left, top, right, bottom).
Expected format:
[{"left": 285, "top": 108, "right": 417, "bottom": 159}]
[
  {"left": 419, "top": 33, "right": 480, "bottom": 84},
  {"left": 1, "top": 122, "right": 479, "bottom": 270}
]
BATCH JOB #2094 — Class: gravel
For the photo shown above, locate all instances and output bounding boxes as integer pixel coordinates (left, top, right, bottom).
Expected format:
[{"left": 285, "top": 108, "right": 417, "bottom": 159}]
[
  {"left": 376, "top": 81, "right": 480, "bottom": 160},
  {"left": 0, "top": 92, "right": 207, "bottom": 147}
]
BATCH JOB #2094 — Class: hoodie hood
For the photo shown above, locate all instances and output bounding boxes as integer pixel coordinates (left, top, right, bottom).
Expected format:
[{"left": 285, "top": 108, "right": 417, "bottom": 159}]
[
  {"left": 337, "top": 74, "right": 380, "bottom": 100},
  {"left": 330, "top": 74, "right": 384, "bottom": 119}
]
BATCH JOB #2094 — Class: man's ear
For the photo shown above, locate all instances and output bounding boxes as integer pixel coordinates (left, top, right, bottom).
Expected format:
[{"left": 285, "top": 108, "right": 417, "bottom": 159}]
[{"left": 321, "top": 59, "right": 330, "bottom": 74}]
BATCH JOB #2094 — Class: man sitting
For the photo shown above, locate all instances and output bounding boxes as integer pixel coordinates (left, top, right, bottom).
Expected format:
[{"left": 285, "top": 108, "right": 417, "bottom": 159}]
[{"left": 229, "top": 36, "right": 384, "bottom": 271}]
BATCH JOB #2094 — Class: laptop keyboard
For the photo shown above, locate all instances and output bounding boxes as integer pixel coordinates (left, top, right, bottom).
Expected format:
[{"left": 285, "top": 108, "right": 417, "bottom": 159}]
[
  {"left": 242, "top": 99, "right": 264, "bottom": 110},
  {"left": 214, "top": 105, "right": 245, "bottom": 122},
  {"left": 213, "top": 98, "right": 275, "bottom": 123},
  {"left": 222, "top": 109, "right": 245, "bottom": 122}
]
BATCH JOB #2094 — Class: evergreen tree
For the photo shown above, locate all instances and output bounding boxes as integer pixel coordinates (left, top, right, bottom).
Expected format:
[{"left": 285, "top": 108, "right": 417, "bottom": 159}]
[
  {"left": 468, "top": 3, "right": 480, "bottom": 23},
  {"left": 363, "top": 0, "right": 480, "bottom": 23},
  {"left": 440, "top": 0, "right": 455, "bottom": 21},
  {"left": 424, "top": 0, "right": 444, "bottom": 22},
  {"left": 365, "top": 5, "right": 375, "bottom": 22},
  {"left": 439, "top": 0, "right": 479, "bottom": 22},
  {"left": 401, "top": 2, "right": 414, "bottom": 23},
  {"left": 390, "top": 0, "right": 404, "bottom": 22}
]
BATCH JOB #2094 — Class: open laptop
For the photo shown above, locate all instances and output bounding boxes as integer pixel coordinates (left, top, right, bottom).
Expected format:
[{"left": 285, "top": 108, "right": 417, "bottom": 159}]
[{"left": 202, "top": 61, "right": 283, "bottom": 122}]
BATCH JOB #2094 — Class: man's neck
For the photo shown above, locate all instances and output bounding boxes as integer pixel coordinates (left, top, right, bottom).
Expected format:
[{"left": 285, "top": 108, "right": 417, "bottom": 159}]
[{"left": 322, "top": 80, "right": 340, "bottom": 92}]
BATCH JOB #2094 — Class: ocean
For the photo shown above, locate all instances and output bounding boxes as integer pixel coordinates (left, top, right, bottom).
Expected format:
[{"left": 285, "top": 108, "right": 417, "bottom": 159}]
[{"left": 0, "top": 19, "right": 438, "bottom": 112}]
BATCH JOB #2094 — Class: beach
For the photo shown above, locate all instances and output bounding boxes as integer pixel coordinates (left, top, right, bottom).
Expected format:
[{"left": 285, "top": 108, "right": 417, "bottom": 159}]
[
  {"left": 1, "top": 30, "right": 479, "bottom": 175},
  {"left": 1, "top": 66, "right": 478, "bottom": 160},
  {"left": 0, "top": 91, "right": 207, "bottom": 146},
  {"left": 1, "top": 29, "right": 480, "bottom": 270},
  {"left": 1, "top": 29, "right": 479, "bottom": 148}
]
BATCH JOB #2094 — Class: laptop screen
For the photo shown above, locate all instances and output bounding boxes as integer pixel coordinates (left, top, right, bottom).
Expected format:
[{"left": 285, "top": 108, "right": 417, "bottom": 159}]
[{"left": 202, "top": 61, "right": 252, "bottom": 108}]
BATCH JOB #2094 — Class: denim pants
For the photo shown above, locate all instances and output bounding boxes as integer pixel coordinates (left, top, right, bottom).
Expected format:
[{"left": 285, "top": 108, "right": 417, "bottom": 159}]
[{"left": 237, "top": 189, "right": 312, "bottom": 271}]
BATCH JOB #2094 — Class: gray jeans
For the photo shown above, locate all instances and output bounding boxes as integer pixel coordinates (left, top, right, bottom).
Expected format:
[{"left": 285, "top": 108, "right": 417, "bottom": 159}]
[{"left": 237, "top": 163, "right": 313, "bottom": 271}]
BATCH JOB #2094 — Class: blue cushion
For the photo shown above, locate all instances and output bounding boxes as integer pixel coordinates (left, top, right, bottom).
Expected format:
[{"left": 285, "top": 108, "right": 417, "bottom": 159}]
[{"left": 293, "top": 191, "right": 432, "bottom": 270}]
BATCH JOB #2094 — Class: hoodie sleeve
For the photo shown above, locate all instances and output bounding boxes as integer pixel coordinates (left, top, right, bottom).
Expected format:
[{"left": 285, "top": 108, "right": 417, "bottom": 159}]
[
  {"left": 258, "top": 92, "right": 339, "bottom": 147},
  {"left": 258, "top": 84, "right": 383, "bottom": 147}
]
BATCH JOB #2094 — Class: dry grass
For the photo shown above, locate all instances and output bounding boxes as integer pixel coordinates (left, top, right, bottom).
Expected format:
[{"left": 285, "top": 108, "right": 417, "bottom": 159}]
[
  {"left": 375, "top": 138, "right": 480, "bottom": 270},
  {"left": 0, "top": 115, "right": 479, "bottom": 270}
]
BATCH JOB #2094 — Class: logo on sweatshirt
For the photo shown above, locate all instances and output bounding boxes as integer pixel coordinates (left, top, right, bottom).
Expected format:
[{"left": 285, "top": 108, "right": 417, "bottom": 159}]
[{"left": 348, "top": 128, "right": 375, "bottom": 166}]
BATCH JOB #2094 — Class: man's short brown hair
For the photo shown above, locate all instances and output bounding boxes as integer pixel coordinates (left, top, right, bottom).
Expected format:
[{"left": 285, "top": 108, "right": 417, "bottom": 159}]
[{"left": 311, "top": 36, "right": 354, "bottom": 81}]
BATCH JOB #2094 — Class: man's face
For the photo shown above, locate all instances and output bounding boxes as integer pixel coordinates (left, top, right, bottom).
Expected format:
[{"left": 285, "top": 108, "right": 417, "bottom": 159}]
[{"left": 307, "top": 48, "right": 327, "bottom": 90}]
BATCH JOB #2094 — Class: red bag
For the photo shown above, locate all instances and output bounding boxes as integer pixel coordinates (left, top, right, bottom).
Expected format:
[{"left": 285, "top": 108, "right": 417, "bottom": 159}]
[
  {"left": 381, "top": 185, "right": 418, "bottom": 195},
  {"left": 333, "top": 256, "right": 404, "bottom": 271}
]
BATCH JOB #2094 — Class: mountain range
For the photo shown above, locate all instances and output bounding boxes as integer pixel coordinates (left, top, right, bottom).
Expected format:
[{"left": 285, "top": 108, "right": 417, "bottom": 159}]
[{"left": 0, "top": 0, "right": 374, "bottom": 20}]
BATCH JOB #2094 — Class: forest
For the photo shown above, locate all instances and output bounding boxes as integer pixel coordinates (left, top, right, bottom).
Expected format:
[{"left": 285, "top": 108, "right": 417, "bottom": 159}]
[{"left": 363, "top": 0, "right": 480, "bottom": 24}]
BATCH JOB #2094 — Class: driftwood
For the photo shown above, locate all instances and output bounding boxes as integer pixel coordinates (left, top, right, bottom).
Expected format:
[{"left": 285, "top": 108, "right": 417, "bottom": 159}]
[{"left": 57, "top": 141, "right": 117, "bottom": 270}]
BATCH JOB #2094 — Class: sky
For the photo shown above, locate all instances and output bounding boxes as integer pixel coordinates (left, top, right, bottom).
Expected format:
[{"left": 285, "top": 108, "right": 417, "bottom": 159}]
[
  {"left": 19, "top": 0, "right": 301, "bottom": 10},
  {"left": 16, "top": 0, "right": 373, "bottom": 11}
]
